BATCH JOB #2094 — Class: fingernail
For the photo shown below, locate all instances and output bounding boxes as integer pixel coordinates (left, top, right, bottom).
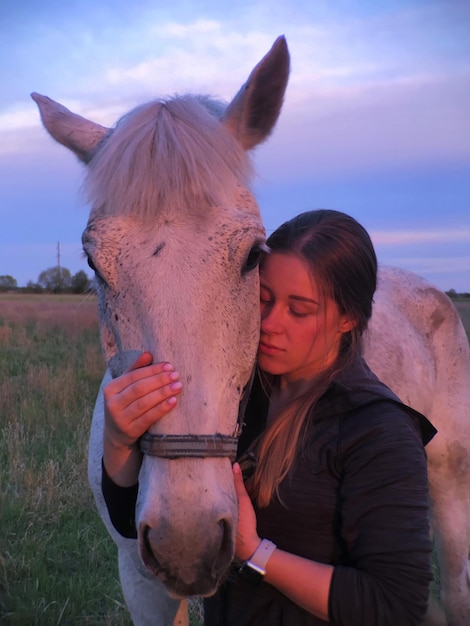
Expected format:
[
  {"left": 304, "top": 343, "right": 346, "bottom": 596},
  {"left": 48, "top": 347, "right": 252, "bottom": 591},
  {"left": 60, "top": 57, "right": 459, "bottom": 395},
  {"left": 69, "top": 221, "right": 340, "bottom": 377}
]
[
  {"left": 170, "top": 381, "right": 182, "bottom": 391},
  {"left": 169, "top": 370, "right": 179, "bottom": 381},
  {"left": 233, "top": 462, "right": 241, "bottom": 474},
  {"left": 167, "top": 396, "right": 177, "bottom": 406},
  {"left": 163, "top": 363, "right": 173, "bottom": 371}
]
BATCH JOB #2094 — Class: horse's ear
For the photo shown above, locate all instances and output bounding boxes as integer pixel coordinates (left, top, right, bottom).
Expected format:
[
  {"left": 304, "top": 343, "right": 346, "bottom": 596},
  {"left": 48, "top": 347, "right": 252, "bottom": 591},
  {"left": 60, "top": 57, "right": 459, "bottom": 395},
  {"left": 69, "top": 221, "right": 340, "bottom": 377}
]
[
  {"left": 222, "top": 36, "right": 290, "bottom": 151},
  {"left": 31, "top": 92, "right": 110, "bottom": 163}
]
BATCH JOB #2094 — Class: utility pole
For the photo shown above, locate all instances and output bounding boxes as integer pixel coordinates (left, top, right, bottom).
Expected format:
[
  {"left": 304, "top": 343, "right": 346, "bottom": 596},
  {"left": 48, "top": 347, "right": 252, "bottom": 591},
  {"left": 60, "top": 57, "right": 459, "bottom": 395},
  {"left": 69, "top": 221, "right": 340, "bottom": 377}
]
[{"left": 57, "top": 241, "right": 61, "bottom": 292}]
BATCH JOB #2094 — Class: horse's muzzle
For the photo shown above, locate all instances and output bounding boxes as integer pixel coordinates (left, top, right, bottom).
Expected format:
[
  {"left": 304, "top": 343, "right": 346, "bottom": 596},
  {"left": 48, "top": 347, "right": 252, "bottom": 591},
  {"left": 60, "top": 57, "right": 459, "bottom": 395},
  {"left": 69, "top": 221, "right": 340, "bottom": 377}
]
[{"left": 139, "top": 516, "right": 234, "bottom": 597}]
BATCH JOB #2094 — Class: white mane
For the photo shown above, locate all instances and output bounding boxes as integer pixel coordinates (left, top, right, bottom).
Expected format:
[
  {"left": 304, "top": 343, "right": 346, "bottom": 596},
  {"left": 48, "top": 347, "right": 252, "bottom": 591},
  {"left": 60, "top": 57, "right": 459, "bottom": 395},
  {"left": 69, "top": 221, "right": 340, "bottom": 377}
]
[{"left": 85, "top": 95, "right": 253, "bottom": 219}]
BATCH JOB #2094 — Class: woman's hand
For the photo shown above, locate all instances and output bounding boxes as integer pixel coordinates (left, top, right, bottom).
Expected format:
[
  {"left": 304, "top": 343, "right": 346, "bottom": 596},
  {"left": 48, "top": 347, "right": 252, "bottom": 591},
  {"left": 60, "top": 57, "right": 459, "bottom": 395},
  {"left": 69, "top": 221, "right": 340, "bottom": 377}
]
[
  {"left": 104, "top": 351, "right": 182, "bottom": 450},
  {"left": 103, "top": 351, "right": 182, "bottom": 486},
  {"left": 233, "top": 462, "right": 261, "bottom": 560}
]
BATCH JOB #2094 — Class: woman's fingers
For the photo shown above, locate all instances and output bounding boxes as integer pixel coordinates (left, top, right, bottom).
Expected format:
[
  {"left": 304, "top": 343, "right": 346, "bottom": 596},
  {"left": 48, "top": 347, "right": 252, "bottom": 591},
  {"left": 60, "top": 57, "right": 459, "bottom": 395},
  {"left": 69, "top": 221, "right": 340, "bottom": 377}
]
[
  {"left": 114, "top": 368, "right": 181, "bottom": 412},
  {"left": 103, "top": 354, "right": 182, "bottom": 448},
  {"left": 108, "top": 358, "right": 173, "bottom": 396},
  {"left": 232, "top": 463, "right": 260, "bottom": 560},
  {"left": 105, "top": 358, "right": 178, "bottom": 407},
  {"left": 233, "top": 462, "right": 249, "bottom": 501},
  {"left": 126, "top": 375, "right": 182, "bottom": 425}
]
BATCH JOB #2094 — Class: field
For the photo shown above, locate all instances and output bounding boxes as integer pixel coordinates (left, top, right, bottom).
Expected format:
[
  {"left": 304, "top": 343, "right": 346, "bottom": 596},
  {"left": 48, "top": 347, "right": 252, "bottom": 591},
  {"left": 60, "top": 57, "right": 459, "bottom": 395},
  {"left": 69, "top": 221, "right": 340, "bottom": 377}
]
[
  {"left": 453, "top": 298, "right": 470, "bottom": 342},
  {"left": 1, "top": 293, "right": 469, "bottom": 625},
  {"left": 0, "top": 294, "right": 123, "bottom": 625}
]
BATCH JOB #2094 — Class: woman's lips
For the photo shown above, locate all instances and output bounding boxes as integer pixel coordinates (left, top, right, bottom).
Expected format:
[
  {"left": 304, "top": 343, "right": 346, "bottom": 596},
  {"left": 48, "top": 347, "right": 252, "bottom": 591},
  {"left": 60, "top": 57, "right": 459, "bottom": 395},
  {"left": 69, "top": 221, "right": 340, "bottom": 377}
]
[{"left": 258, "top": 341, "right": 283, "bottom": 356}]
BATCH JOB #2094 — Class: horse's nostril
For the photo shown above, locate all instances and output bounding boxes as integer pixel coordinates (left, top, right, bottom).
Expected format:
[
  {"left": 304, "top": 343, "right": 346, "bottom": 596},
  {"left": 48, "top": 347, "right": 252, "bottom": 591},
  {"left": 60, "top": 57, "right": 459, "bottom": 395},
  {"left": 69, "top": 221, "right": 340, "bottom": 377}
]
[
  {"left": 140, "top": 525, "right": 163, "bottom": 577},
  {"left": 220, "top": 518, "right": 232, "bottom": 554},
  {"left": 142, "top": 524, "right": 151, "bottom": 553},
  {"left": 212, "top": 518, "right": 234, "bottom": 578}
]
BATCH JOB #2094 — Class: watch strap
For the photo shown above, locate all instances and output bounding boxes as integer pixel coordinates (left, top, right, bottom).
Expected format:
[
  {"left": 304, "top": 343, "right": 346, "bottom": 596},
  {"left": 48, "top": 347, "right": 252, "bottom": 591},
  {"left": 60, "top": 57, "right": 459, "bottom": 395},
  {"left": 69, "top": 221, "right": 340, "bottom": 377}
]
[{"left": 246, "top": 538, "right": 277, "bottom": 573}]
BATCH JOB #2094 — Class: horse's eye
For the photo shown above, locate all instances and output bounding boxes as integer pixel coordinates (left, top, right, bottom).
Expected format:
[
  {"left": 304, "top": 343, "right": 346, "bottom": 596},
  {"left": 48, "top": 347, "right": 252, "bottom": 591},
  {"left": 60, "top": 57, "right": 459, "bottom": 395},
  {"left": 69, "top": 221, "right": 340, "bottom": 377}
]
[
  {"left": 86, "top": 255, "right": 105, "bottom": 284},
  {"left": 242, "top": 243, "right": 266, "bottom": 274},
  {"left": 87, "top": 256, "right": 97, "bottom": 273}
]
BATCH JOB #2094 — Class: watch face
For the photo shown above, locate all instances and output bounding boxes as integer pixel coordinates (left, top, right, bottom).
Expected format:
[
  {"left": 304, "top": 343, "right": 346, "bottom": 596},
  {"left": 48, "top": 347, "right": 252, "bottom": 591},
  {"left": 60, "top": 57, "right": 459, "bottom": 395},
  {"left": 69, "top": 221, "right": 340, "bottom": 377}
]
[{"left": 238, "top": 562, "right": 264, "bottom": 586}]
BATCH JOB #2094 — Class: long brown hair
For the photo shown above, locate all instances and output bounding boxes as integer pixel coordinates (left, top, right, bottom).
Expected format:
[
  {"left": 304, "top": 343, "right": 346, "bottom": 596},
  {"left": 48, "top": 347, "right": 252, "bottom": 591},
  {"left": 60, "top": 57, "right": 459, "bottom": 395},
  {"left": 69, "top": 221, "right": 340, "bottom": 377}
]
[{"left": 250, "top": 210, "right": 378, "bottom": 507}]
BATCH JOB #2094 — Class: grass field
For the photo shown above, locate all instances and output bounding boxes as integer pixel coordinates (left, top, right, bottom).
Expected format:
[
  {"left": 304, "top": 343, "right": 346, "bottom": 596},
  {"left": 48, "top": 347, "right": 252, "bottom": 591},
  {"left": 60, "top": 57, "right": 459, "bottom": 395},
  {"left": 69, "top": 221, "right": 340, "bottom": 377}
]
[
  {"left": 1, "top": 293, "right": 469, "bottom": 625},
  {"left": 0, "top": 294, "right": 128, "bottom": 625},
  {"left": 453, "top": 299, "right": 470, "bottom": 342}
]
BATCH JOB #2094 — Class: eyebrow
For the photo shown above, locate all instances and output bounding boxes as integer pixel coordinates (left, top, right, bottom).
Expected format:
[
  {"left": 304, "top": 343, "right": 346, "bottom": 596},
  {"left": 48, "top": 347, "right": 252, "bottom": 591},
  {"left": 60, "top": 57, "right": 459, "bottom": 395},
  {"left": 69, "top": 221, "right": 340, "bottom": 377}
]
[{"left": 288, "top": 295, "right": 319, "bottom": 305}]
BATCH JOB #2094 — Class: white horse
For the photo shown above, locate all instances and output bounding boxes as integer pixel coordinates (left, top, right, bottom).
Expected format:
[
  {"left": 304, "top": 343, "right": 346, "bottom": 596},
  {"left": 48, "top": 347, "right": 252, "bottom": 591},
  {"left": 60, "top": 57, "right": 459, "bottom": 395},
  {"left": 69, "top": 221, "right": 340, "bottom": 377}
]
[{"left": 32, "top": 37, "right": 470, "bottom": 626}]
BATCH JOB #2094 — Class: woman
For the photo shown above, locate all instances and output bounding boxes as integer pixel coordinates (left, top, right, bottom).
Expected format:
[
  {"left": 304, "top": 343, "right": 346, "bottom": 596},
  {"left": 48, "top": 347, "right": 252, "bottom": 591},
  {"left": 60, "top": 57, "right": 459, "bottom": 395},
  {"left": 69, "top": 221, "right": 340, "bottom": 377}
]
[{"left": 102, "top": 210, "right": 436, "bottom": 625}]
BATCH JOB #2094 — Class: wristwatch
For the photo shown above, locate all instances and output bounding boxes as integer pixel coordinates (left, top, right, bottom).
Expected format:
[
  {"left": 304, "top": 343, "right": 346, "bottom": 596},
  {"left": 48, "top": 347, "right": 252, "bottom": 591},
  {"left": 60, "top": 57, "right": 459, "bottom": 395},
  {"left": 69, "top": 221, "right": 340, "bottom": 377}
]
[{"left": 238, "top": 539, "right": 277, "bottom": 585}]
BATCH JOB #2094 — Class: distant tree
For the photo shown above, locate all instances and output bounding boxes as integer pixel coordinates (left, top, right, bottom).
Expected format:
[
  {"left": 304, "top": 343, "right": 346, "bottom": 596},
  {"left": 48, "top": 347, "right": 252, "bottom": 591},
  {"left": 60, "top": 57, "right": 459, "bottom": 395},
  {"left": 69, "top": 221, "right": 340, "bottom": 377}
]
[
  {"left": 446, "top": 289, "right": 457, "bottom": 298},
  {"left": 25, "top": 280, "right": 43, "bottom": 293},
  {"left": 71, "top": 270, "right": 91, "bottom": 294},
  {"left": 0, "top": 275, "right": 18, "bottom": 291},
  {"left": 38, "top": 267, "right": 72, "bottom": 293}
]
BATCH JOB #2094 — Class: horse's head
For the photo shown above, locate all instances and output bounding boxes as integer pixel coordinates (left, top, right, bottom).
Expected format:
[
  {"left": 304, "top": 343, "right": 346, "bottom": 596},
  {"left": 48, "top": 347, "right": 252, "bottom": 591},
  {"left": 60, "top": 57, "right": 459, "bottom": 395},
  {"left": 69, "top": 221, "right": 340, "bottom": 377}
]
[{"left": 32, "top": 37, "right": 289, "bottom": 596}]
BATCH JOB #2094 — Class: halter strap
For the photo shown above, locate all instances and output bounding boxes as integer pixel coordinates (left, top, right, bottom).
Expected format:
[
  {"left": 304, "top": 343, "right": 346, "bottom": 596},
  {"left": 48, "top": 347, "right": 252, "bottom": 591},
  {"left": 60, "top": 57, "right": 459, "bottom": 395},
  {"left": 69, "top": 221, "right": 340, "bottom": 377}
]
[
  {"left": 140, "top": 433, "right": 239, "bottom": 461},
  {"left": 139, "top": 366, "right": 256, "bottom": 461}
]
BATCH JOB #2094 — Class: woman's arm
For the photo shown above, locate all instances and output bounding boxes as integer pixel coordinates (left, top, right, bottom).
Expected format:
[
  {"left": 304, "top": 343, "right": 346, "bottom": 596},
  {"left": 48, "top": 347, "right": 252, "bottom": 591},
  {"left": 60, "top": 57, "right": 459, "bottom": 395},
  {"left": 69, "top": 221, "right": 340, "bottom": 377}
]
[{"left": 329, "top": 404, "right": 433, "bottom": 626}]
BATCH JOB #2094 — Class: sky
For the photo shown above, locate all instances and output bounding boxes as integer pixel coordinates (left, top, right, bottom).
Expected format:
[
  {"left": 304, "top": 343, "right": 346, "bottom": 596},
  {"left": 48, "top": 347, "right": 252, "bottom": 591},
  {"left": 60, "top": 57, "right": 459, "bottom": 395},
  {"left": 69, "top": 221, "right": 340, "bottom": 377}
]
[{"left": 1, "top": 0, "right": 469, "bottom": 292}]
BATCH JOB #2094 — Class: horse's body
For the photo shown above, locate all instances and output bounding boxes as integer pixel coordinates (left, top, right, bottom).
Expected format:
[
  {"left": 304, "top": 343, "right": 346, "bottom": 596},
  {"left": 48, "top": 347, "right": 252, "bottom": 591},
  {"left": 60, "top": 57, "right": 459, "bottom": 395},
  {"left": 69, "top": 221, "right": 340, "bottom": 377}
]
[
  {"left": 364, "top": 266, "right": 470, "bottom": 626},
  {"left": 32, "top": 37, "right": 470, "bottom": 626}
]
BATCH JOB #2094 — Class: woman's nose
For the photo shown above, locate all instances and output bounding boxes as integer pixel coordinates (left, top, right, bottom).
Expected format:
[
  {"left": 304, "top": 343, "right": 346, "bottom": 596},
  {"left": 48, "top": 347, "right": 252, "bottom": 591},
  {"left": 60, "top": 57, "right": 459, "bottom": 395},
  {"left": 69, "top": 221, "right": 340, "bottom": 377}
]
[{"left": 260, "top": 305, "right": 282, "bottom": 333}]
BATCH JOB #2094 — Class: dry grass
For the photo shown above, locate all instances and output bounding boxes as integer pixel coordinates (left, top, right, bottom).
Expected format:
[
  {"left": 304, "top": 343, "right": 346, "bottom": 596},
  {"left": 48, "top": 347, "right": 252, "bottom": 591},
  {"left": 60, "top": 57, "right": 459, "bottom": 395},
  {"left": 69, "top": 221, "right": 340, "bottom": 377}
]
[
  {"left": 0, "top": 293, "right": 99, "bottom": 334},
  {"left": 0, "top": 294, "right": 130, "bottom": 624}
]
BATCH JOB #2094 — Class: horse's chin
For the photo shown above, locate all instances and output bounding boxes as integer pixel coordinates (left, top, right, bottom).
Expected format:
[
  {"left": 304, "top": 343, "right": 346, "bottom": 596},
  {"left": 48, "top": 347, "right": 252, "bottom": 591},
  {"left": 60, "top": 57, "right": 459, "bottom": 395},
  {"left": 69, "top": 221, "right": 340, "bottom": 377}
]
[
  {"left": 165, "top": 580, "right": 220, "bottom": 599},
  {"left": 145, "top": 562, "right": 223, "bottom": 598}
]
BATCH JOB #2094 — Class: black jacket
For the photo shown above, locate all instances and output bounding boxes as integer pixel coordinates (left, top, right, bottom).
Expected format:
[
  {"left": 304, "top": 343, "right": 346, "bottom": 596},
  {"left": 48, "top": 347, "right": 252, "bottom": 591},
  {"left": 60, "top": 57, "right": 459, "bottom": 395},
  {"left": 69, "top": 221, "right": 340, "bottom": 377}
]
[{"left": 204, "top": 356, "right": 436, "bottom": 626}]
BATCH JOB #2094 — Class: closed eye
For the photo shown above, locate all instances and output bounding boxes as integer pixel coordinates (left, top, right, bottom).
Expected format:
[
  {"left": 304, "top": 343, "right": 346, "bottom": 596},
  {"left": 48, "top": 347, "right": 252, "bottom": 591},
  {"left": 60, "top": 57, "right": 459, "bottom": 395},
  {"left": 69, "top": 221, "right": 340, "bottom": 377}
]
[{"left": 289, "top": 309, "right": 309, "bottom": 318}]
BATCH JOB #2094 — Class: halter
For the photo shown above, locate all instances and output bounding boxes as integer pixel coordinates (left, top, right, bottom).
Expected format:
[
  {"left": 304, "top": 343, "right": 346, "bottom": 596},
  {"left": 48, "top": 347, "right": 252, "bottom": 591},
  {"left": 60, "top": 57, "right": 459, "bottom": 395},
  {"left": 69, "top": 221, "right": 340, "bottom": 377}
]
[
  {"left": 140, "top": 433, "right": 240, "bottom": 462},
  {"left": 139, "top": 368, "right": 255, "bottom": 462}
]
